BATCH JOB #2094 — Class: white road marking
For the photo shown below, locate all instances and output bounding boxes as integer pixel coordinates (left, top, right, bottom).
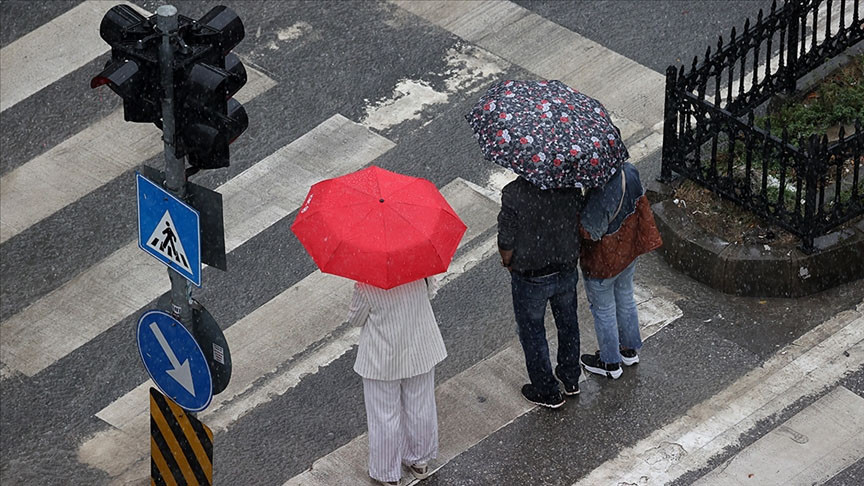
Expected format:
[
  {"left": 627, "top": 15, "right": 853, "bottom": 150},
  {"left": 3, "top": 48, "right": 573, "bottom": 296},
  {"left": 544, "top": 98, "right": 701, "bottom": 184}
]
[
  {"left": 0, "top": 66, "right": 275, "bottom": 244},
  {"left": 79, "top": 177, "right": 504, "bottom": 480},
  {"left": 694, "top": 386, "right": 864, "bottom": 486},
  {"left": 0, "top": 1, "right": 149, "bottom": 113},
  {"left": 575, "top": 301, "right": 864, "bottom": 486},
  {"left": 391, "top": 0, "right": 665, "bottom": 138},
  {"left": 0, "top": 115, "right": 394, "bottom": 378}
]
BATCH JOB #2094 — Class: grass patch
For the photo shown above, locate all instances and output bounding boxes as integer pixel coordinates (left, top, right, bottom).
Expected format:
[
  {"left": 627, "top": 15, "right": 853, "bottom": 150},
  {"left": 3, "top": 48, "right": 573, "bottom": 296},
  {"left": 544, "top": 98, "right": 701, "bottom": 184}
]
[{"left": 756, "top": 54, "right": 864, "bottom": 140}]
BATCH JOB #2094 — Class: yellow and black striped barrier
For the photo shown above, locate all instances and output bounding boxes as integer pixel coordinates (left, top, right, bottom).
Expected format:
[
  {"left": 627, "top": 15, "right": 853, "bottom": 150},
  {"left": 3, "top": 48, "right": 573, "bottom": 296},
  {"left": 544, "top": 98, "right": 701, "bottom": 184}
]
[{"left": 150, "top": 388, "right": 213, "bottom": 485}]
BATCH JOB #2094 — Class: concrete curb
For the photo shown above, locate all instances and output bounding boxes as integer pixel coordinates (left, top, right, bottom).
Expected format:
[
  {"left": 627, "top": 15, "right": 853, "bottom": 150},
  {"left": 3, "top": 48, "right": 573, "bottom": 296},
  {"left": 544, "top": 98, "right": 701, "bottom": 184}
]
[{"left": 651, "top": 199, "right": 864, "bottom": 297}]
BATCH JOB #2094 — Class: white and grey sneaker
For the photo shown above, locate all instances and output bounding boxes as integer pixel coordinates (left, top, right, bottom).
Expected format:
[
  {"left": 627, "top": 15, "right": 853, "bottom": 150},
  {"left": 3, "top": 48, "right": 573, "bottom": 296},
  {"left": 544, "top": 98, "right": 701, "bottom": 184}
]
[{"left": 620, "top": 349, "right": 640, "bottom": 366}]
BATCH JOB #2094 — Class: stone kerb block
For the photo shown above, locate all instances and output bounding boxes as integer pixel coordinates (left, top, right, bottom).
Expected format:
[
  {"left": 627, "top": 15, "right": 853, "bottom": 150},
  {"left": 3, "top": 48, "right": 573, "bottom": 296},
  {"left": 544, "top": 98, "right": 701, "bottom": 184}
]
[{"left": 651, "top": 199, "right": 864, "bottom": 297}]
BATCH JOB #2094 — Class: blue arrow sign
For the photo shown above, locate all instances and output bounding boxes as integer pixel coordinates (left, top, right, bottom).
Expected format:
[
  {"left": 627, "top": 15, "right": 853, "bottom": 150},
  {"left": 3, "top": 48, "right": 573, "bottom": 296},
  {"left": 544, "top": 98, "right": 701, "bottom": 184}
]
[
  {"left": 136, "top": 172, "right": 202, "bottom": 286},
  {"left": 137, "top": 310, "right": 213, "bottom": 412}
]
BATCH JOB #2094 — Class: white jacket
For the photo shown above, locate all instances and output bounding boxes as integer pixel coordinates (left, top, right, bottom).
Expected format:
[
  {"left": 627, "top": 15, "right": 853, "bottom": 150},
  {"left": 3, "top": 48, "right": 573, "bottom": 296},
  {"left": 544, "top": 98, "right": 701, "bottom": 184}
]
[{"left": 347, "top": 277, "right": 447, "bottom": 381}]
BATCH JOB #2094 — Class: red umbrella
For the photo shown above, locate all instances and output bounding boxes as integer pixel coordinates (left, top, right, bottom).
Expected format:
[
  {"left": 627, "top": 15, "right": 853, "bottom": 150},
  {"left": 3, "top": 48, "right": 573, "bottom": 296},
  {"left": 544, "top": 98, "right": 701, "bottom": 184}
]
[{"left": 291, "top": 166, "right": 467, "bottom": 289}]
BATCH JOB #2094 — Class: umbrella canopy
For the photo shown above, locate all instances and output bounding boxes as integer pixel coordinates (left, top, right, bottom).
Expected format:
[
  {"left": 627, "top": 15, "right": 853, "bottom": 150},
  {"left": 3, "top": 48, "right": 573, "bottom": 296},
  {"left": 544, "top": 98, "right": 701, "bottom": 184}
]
[
  {"left": 466, "top": 79, "right": 628, "bottom": 190},
  {"left": 291, "top": 166, "right": 467, "bottom": 289}
]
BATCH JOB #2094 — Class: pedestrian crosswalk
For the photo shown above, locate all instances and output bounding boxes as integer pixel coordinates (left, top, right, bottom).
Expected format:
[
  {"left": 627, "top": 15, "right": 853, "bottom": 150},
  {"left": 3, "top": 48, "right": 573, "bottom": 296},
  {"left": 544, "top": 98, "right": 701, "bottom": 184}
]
[{"left": 2, "top": 1, "right": 862, "bottom": 486}]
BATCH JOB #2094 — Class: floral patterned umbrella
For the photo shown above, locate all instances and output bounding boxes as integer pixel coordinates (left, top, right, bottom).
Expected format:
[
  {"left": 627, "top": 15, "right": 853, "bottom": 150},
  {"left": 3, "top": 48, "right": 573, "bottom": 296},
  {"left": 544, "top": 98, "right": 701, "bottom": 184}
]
[{"left": 465, "top": 80, "right": 628, "bottom": 190}]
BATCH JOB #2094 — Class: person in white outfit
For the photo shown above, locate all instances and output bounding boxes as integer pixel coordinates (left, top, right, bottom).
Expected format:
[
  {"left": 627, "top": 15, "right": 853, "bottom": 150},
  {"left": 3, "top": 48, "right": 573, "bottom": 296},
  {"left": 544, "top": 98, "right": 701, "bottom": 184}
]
[{"left": 347, "top": 276, "right": 447, "bottom": 485}]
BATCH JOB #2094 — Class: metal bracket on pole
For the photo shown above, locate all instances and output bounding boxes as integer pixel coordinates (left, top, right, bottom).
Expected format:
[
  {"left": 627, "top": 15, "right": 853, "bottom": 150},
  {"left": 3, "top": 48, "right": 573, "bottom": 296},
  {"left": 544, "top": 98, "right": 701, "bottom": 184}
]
[{"left": 156, "top": 5, "right": 193, "bottom": 326}]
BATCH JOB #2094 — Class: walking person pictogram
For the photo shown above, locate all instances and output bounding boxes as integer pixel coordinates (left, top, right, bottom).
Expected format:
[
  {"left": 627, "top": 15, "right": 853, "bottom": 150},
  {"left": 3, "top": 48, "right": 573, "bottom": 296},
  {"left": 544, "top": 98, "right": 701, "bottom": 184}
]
[
  {"left": 159, "top": 221, "right": 178, "bottom": 260},
  {"left": 146, "top": 210, "right": 191, "bottom": 272}
]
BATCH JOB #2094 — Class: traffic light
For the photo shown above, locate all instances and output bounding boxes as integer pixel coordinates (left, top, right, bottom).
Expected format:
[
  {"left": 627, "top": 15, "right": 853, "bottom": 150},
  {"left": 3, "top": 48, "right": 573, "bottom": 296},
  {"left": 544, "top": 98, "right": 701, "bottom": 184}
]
[
  {"left": 173, "top": 7, "right": 248, "bottom": 171},
  {"left": 90, "top": 5, "right": 161, "bottom": 123},
  {"left": 91, "top": 5, "right": 249, "bottom": 172}
]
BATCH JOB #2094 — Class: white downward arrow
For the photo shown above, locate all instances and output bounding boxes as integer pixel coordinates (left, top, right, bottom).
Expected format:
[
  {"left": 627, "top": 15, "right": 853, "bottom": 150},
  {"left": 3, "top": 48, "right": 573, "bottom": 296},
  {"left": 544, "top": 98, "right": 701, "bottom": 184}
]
[{"left": 150, "top": 322, "right": 196, "bottom": 397}]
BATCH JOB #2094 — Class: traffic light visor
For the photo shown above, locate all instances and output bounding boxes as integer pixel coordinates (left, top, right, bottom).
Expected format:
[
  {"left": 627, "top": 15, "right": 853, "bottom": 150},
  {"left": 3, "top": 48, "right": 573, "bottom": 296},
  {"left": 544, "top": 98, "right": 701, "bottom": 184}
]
[
  {"left": 91, "top": 60, "right": 139, "bottom": 93},
  {"left": 99, "top": 5, "right": 148, "bottom": 44},
  {"left": 198, "top": 6, "right": 244, "bottom": 54}
]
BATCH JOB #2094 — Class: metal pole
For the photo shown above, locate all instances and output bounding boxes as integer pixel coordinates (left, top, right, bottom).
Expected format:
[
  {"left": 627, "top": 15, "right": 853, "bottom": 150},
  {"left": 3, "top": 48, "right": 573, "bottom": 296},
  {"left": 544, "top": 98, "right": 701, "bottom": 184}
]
[{"left": 156, "top": 5, "right": 193, "bottom": 326}]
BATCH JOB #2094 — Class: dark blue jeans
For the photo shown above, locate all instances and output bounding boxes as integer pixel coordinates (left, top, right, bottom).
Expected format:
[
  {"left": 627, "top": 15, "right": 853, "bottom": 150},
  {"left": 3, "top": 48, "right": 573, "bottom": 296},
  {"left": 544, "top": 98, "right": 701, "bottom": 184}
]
[{"left": 510, "top": 269, "right": 581, "bottom": 396}]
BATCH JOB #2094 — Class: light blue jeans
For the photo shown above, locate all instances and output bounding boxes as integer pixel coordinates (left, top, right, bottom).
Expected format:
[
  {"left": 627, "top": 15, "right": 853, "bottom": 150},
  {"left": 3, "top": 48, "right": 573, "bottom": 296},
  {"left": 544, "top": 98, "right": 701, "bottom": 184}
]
[{"left": 582, "top": 260, "right": 643, "bottom": 365}]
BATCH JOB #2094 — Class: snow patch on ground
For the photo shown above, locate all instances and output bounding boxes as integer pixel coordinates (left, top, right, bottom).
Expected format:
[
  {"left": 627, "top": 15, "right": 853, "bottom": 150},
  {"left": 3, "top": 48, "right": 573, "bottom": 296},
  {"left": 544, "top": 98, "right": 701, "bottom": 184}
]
[
  {"left": 277, "top": 21, "right": 313, "bottom": 41},
  {"left": 361, "top": 45, "right": 507, "bottom": 131},
  {"left": 361, "top": 80, "right": 448, "bottom": 131},
  {"left": 266, "top": 22, "right": 314, "bottom": 50}
]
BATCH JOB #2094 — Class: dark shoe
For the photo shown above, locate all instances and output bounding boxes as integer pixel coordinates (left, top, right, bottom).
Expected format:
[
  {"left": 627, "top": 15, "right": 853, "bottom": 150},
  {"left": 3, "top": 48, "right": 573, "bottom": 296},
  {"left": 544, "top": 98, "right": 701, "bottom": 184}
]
[
  {"left": 521, "top": 384, "right": 565, "bottom": 408},
  {"left": 554, "top": 366, "right": 580, "bottom": 396},
  {"left": 580, "top": 352, "right": 623, "bottom": 379},
  {"left": 620, "top": 348, "right": 640, "bottom": 366}
]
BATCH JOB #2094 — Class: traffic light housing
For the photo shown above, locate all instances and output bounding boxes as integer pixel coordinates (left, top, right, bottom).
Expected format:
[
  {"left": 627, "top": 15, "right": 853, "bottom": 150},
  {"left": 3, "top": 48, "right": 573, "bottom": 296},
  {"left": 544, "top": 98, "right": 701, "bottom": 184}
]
[
  {"left": 90, "top": 5, "right": 161, "bottom": 123},
  {"left": 173, "top": 6, "right": 248, "bottom": 170},
  {"left": 91, "top": 5, "right": 248, "bottom": 171}
]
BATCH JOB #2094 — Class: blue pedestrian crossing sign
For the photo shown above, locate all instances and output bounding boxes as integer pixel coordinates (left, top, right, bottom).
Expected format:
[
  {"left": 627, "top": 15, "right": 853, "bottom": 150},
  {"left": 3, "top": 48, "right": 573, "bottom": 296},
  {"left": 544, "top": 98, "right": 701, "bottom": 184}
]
[
  {"left": 136, "top": 173, "right": 202, "bottom": 286},
  {"left": 137, "top": 310, "right": 213, "bottom": 412}
]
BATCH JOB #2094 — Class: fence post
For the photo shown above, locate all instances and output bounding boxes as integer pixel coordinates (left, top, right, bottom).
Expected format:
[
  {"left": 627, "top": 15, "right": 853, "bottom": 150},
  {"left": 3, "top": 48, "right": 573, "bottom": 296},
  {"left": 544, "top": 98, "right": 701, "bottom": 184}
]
[
  {"left": 660, "top": 65, "right": 679, "bottom": 182},
  {"left": 801, "top": 135, "right": 819, "bottom": 252},
  {"left": 784, "top": 0, "right": 801, "bottom": 94}
]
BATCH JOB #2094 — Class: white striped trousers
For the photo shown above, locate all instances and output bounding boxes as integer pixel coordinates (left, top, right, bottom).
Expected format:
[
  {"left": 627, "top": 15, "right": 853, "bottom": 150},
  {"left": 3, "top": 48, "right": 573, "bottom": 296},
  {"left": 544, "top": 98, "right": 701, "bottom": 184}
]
[{"left": 362, "top": 369, "right": 438, "bottom": 482}]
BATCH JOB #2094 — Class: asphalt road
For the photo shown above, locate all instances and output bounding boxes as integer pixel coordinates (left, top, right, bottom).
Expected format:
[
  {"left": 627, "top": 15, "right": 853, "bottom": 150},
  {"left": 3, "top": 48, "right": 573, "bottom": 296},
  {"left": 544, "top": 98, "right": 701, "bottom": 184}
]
[{"left": 1, "top": 1, "right": 861, "bottom": 485}]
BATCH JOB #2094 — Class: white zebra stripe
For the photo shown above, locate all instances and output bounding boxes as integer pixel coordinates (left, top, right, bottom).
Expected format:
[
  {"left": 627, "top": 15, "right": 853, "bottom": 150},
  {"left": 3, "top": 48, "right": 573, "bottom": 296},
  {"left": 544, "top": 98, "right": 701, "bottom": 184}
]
[{"left": 693, "top": 386, "right": 864, "bottom": 486}]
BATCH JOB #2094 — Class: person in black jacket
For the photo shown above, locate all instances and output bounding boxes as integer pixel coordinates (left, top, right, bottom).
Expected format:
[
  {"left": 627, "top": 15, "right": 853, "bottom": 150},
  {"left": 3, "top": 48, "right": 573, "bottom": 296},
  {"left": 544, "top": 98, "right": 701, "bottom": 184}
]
[{"left": 498, "top": 176, "right": 585, "bottom": 408}]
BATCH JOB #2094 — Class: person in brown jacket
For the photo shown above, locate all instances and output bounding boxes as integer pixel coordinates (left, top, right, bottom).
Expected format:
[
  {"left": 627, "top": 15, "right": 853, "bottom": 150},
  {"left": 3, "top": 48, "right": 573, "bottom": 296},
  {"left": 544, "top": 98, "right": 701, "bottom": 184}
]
[{"left": 578, "top": 162, "right": 662, "bottom": 379}]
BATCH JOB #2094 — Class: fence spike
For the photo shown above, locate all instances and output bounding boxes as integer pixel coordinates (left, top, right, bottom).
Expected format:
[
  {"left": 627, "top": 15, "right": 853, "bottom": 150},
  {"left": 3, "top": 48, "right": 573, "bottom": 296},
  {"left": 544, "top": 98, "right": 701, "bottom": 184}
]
[
  {"left": 731, "top": 26, "right": 737, "bottom": 41},
  {"left": 691, "top": 55, "right": 698, "bottom": 75},
  {"left": 838, "top": 124, "right": 846, "bottom": 141},
  {"left": 757, "top": 9, "right": 764, "bottom": 25},
  {"left": 771, "top": 0, "right": 777, "bottom": 13},
  {"left": 743, "top": 19, "right": 750, "bottom": 34},
  {"left": 718, "top": 35, "right": 724, "bottom": 52}
]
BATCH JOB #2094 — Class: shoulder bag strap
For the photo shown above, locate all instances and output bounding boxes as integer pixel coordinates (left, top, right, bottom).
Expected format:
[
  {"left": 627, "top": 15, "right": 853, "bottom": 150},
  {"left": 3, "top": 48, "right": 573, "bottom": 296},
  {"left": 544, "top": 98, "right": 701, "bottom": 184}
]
[{"left": 610, "top": 169, "right": 627, "bottom": 222}]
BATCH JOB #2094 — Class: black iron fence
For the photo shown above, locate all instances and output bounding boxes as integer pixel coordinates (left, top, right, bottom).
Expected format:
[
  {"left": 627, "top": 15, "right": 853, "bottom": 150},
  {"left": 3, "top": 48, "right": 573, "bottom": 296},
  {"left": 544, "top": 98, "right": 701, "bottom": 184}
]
[{"left": 661, "top": 0, "right": 864, "bottom": 251}]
